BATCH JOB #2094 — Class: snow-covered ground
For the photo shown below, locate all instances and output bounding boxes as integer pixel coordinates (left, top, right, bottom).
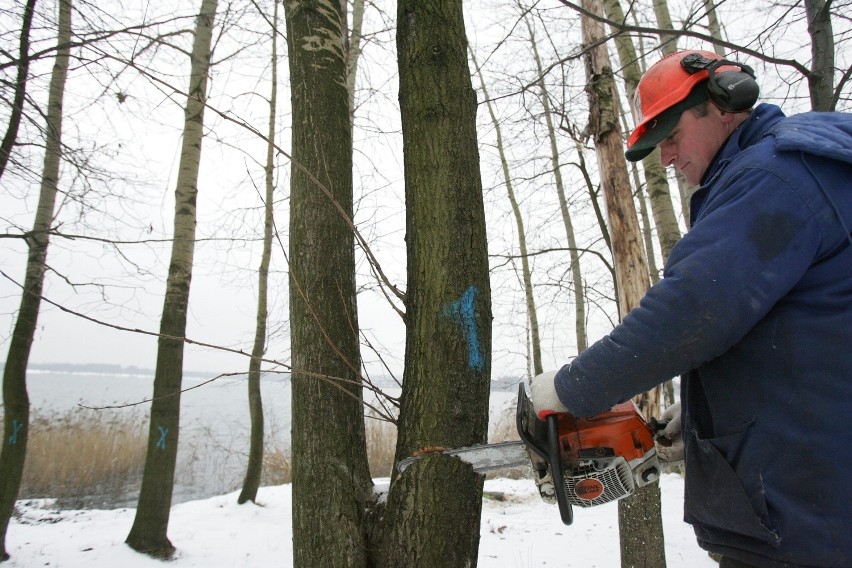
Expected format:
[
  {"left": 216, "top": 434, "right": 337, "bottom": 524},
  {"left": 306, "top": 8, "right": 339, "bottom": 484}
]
[{"left": 6, "top": 473, "right": 717, "bottom": 567}]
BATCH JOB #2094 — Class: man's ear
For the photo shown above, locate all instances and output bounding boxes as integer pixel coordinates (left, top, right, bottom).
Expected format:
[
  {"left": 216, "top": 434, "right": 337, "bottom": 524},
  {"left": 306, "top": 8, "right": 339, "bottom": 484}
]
[{"left": 713, "top": 103, "right": 736, "bottom": 123}]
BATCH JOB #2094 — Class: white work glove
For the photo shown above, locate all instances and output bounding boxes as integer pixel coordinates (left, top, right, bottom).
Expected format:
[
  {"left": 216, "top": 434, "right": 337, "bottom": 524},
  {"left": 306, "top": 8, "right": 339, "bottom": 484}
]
[
  {"left": 529, "top": 369, "right": 569, "bottom": 420},
  {"left": 654, "top": 402, "right": 684, "bottom": 464}
]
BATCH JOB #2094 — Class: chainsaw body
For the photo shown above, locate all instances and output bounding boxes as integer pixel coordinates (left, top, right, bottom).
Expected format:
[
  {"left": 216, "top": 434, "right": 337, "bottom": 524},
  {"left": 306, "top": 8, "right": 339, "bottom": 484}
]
[
  {"left": 515, "top": 384, "right": 660, "bottom": 524},
  {"left": 394, "top": 383, "right": 662, "bottom": 526}
]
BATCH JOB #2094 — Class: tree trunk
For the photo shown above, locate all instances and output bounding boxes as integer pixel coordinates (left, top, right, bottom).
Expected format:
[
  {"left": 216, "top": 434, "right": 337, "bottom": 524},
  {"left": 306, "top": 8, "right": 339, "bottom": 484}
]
[
  {"left": 379, "top": 1, "right": 491, "bottom": 565},
  {"left": 471, "top": 48, "right": 543, "bottom": 376},
  {"left": 703, "top": 0, "right": 727, "bottom": 56},
  {"left": 284, "top": 1, "right": 372, "bottom": 566},
  {"left": 125, "top": 0, "right": 217, "bottom": 557},
  {"left": 0, "top": 0, "right": 71, "bottom": 560},
  {"left": 804, "top": 0, "right": 835, "bottom": 111},
  {"left": 607, "top": 0, "right": 677, "bottom": 405},
  {"left": 238, "top": 0, "right": 280, "bottom": 506},
  {"left": 604, "top": 0, "right": 681, "bottom": 263},
  {"left": 581, "top": 1, "right": 666, "bottom": 566},
  {"left": 0, "top": 0, "right": 37, "bottom": 181},
  {"left": 346, "top": 0, "right": 366, "bottom": 127},
  {"left": 526, "top": 17, "right": 588, "bottom": 354},
  {"left": 652, "top": 0, "right": 677, "bottom": 57},
  {"left": 651, "top": 0, "right": 693, "bottom": 222}
]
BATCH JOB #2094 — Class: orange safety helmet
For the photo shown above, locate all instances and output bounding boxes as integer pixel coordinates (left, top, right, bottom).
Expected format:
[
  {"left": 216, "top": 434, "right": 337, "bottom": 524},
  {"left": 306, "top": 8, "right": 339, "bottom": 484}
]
[{"left": 625, "top": 50, "right": 755, "bottom": 162}]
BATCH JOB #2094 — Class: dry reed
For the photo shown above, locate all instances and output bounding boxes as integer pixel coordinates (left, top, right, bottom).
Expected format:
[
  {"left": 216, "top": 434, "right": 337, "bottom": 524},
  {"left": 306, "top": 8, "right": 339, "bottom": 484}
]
[
  {"left": 6, "top": 400, "right": 522, "bottom": 507},
  {"left": 20, "top": 408, "right": 147, "bottom": 506}
]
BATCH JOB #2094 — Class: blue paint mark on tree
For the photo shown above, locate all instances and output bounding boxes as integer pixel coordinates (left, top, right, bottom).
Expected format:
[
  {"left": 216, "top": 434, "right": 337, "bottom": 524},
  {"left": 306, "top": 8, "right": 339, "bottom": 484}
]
[
  {"left": 443, "top": 286, "right": 485, "bottom": 372},
  {"left": 156, "top": 425, "right": 168, "bottom": 450},
  {"left": 8, "top": 419, "right": 23, "bottom": 445}
]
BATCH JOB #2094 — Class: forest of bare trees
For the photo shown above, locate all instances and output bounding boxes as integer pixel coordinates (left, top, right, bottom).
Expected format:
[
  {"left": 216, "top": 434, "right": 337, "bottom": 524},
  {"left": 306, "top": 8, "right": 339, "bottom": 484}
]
[{"left": 1, "top": 0, "right": 850, "bottom": 565}]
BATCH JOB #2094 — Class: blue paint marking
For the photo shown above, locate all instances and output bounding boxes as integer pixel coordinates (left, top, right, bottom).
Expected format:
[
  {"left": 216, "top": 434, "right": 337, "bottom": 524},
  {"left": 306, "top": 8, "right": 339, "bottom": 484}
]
[
  {"left": 443, "top": 286, "right": 485, "bottom": 372},
  {"left": 8, "top": 420, "right": 23, "bottom": 445},
  {"left": 156, "top": 426, "right": 168, "bottom": 450}
]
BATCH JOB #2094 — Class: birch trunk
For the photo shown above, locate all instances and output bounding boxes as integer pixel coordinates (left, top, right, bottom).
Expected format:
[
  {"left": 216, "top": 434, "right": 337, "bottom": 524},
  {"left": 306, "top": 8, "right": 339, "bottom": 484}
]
[
  {"left": 125, "top": 0, "right": 217, "bottom": 557},
  {"left": 0, "top": 0, "right": 71, "bottom": 560},
  {"left": 703, "top": 0, "right": 727, "bottom": 56}
]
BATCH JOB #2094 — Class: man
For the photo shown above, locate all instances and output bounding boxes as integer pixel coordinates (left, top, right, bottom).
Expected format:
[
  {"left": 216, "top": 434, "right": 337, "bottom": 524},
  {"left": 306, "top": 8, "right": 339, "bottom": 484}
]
[{"left": 531, "top": 50, "right": 852, "bottom": 567}]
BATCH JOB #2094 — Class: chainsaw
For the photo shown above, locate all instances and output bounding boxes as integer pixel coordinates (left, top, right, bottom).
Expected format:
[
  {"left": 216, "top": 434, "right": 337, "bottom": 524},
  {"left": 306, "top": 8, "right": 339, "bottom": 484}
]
[{"left": 396, "top": 383, "right": 661, "bottom": 525}]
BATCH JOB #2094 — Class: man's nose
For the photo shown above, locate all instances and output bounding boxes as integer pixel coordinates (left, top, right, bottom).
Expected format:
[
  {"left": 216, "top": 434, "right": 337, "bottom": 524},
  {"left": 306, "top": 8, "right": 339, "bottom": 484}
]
[{"left": 658, "top": 142, "right": 674, "bottom": 168}]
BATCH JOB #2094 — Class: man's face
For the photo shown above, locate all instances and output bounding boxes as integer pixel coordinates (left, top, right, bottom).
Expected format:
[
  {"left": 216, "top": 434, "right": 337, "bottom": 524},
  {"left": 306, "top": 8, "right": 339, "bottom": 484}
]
[{"left": 657, "top": 105, "right": 729, "bottom": 186}]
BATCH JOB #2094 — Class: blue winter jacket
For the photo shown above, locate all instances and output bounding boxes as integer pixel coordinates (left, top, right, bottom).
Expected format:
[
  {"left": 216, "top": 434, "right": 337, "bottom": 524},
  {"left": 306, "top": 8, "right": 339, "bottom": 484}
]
[{"left": 553, "top": 104, "right": 852, "bottom": 567}]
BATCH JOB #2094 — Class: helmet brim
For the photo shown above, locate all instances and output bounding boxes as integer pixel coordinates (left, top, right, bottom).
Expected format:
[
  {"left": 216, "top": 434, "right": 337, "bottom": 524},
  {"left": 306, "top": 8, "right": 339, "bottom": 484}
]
[{"left": 625, "top": 84, "right": 709, "bottom": 162}]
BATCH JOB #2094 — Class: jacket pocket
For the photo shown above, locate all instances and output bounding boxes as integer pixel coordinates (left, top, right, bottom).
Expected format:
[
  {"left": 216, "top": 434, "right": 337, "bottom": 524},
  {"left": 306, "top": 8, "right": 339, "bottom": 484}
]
[{"left": 683, "top": 424, "right": 781, "bottom": 547}]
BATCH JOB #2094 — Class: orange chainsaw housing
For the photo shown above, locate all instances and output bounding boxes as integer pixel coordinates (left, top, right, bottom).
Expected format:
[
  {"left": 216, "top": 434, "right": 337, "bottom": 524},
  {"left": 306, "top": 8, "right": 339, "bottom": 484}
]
[
  {"left": 516, "top": 385, "right": 660, "bottom": 524},
  {"left": 555, "top": 401, "right": 656, "bottom": 464}
]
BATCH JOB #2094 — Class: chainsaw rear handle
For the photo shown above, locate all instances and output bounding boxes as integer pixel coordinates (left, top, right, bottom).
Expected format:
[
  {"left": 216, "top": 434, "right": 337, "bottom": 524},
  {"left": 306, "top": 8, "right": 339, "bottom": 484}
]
[
  {"left": 516, "top": 383, "right": 574, "bottom": 525},
  {"left": 547, "top": 414, "right": 574, "bottom": 525}
]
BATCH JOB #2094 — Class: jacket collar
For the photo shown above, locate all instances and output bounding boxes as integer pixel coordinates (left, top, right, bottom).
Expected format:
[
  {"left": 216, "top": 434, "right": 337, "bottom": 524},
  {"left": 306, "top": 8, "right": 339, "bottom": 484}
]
[{"left": 689, "top": 104, "right": 786, "bottom": 225}]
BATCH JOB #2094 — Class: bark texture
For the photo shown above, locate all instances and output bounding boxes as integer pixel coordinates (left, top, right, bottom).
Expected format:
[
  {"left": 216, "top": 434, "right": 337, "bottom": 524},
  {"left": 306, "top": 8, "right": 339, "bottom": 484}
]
[
  {"left": 379, "top": 1, "right": 492, "bottom": 565},
  {"left": 125, "top": 0, "right": 217, "bottom": 557},
  {"left": 284, "top": 1, "right": 371, "bottom": 566},
  {"left": 805, "top": 0, "right": 835, "bottom": 111}
]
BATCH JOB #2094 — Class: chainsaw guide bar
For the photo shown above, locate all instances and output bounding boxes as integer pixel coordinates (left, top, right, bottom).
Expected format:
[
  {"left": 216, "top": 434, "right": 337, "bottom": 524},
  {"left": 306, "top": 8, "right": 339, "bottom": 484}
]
[{"left": 396, "top": 440, "right": 530, "bottom": 474}]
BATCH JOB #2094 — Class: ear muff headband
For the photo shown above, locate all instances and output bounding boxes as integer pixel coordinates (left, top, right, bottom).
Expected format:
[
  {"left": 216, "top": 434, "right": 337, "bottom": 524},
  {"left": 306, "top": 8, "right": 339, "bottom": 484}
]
[{"left": 680, "top": 53, "right": 760, "bottom": 112}]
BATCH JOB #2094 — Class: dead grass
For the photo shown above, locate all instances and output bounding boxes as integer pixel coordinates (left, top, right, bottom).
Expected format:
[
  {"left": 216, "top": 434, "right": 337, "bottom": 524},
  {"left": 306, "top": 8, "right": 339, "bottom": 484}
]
[
  {"left": 366, "top": 414, "right": 397, "bottom": 479},
  {"left": 489, "top": 405, "right": 520, "bottom": 443},
  {"left": 20, "top": 408, "right": 147, "bottom": 506},
  {"left": 261, "top": 413, "right": 399, "bottom": 484},
  {"left": 6, "top": 400, "right": 523, "bottom": 507}
]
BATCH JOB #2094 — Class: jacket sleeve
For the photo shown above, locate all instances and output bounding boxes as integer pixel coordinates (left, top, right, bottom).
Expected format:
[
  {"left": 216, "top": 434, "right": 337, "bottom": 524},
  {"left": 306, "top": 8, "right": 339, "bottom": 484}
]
[{"left": 555, "top": 164, "right": 826, "bottom": 417}]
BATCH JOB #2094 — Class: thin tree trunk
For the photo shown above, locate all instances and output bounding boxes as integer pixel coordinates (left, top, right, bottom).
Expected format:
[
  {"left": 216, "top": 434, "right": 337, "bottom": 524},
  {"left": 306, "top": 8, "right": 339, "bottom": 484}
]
[
  {"left": 125, "top": 0, "right": 217, "bottom": 557},
  {"left": 284, "top": 1, "right": 371, "bottom": 565},
  {"left": 604, "top": 0, "right": 681, "bottom": 262},
  {"left": 652, "top": 0, "right": 677, "bottom": 57},
  {"left": 526, "top": 17, "right": 588, "bottom": 353},
  {"left": 346, "top": 0, "right": 365, "bottom": 126},
  {"left": 651, "top": 0, "right": 693, "bottom": 221},
  {"left": 238, "top": 0, "right": 279, "bottom": 506},
  {"left": 581, "top": 1, "right": 666, "bottom": 566},
  {"left": 379, "top": 1, "right": 491, "bottom": 565},
  {"left": 804, "top": 0, "right": 835, "bottom": 111},
  {"left": 631, "top": 162, "right": 660, "bottom": 284},
  {"left": 703, "top": 0, "right": 727, "bottom": 56},
  {"left": 471, "top": 48, "right": 543, "bottom": 376},
  {"left": 0, "top": 0, "right": 37, "bottom": 181},
  {"left": 608, "top": 0, "right": 676, "bottom": 405},
  {"left": 0, "top": 1, "right": 71, "bottom": 560},
  {"left": 562, "top": 125, "right": 619, "bottom": 299}
]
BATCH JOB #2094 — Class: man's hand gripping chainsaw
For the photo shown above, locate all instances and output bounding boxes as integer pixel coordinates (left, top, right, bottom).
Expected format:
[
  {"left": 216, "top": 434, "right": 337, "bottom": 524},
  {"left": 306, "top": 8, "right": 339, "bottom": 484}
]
[{"left": 396, "top": 373, "right": 664, "bottom": 525}]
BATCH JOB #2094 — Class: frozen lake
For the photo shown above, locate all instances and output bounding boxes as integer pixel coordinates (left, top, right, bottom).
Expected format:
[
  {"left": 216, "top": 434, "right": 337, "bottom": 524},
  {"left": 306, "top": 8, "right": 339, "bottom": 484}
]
[{"left": 21, "top": 369, "right": 519, "bottom": 506}]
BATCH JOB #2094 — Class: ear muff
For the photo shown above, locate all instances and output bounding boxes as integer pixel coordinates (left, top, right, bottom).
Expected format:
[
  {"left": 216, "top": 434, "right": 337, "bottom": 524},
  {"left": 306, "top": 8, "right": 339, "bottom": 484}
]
[{"left": 680, "top": 52, "right": 760, "bottom": 112}]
